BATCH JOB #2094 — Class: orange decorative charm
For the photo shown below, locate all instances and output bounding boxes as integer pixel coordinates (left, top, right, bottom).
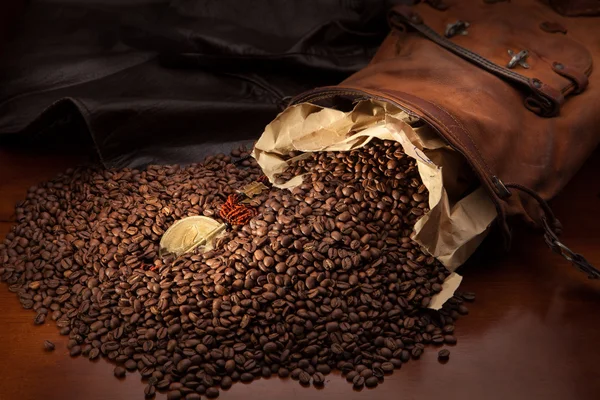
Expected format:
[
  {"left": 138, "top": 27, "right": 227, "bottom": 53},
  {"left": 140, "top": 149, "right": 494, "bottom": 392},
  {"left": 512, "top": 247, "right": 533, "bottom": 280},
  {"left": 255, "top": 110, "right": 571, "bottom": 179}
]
[{"left": 219, "top": 193, "right": 256, "bottom": 225}]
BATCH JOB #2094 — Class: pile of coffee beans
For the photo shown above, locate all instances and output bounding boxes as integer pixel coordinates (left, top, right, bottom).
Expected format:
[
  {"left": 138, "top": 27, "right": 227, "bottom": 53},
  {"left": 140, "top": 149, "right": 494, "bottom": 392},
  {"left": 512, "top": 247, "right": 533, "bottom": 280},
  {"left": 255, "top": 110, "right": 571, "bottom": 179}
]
[{"left": 0, "top": 140, "right": 473, "bottom": 399}]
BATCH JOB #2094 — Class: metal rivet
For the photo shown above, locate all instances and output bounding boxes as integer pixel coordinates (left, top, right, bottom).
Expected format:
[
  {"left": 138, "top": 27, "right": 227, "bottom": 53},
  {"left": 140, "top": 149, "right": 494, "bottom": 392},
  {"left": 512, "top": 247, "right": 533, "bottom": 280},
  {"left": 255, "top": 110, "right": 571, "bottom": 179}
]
[
  {"left": 533, "top": 79, "right": 542, "bottom": 88},
  {"left": 507, "top": 49, "right": 529, "bottom": 69},
  {"left": 554, "top": 63, "right": 564, "bottom": 70},
  {"left": 410, "top": 13, "right": 423, "bottom": 24},
  {"left": 491, "top": 176, "right": 511, "bottom": 198},
  {"left": 445, "top": 20, "right": 470, "bottom": 38}
]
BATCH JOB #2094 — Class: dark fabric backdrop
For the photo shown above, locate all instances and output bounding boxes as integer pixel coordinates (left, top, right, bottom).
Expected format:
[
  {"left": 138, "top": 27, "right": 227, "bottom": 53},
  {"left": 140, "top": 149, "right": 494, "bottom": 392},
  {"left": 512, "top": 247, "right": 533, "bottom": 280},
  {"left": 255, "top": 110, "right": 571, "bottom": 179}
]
[{"left": 0, "top": 0, "right": 403, "bottom": 168}]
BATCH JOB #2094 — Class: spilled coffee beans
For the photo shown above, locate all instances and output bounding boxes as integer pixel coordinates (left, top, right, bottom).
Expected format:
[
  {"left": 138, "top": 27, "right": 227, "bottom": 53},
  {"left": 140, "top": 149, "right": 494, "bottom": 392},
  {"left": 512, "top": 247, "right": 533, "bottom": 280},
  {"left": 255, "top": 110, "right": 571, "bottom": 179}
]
[
  {"left": 438, "top": 349, "right": 451, "bottom": 360},
  {"left": 43, "top": 340, "right": 55, "bottom": 351},
  {"left": 0, "top": 141, "right": 472, "bottom": 398}
]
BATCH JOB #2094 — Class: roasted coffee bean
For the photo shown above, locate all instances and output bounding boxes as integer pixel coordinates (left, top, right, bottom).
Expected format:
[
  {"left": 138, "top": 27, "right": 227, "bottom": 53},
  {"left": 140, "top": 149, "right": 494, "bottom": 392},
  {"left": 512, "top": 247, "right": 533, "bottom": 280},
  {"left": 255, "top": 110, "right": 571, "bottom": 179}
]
[
  {"left": 432, "top": 335, "right": 444, "bottom": 345},
  {"left": 365, "top": 376, "right": 379, "bottom": 388},
  {"left": 316, "top": 364, "right": 331, "bottom": 374},
  {"left": 263, "top": 342, "right": 277, "bottom": 353},
  {"left": 372, "top": 367, "right": 384, "bottom": 379},
  {"left": 70, "top": 346, "right": 82, "bottom": 357},
  {"left": 220, "top": 376, "right": 233, "bottom": 390},
  {"left": 43, "top": 340, "right": 55, "bottom": 351},
  {"left": 399, "top": 350, "right": 410, "bottom": 363},
  {"left": 299, "top": 371, "right": 311, "bottom": 385},
  {"left": 177, "top": 359, "right": 192, "bottom": 373},
  {"left": 202, "top": 375, "right": 215, "bottom": 387},
  {"left": 352, "top": 375, "right": 365, "bottom": 389},
  {"left": 313, "top": 372, "right": 325, "bottom": 386},
  {"left": 325, "top": 322, "right": 339, "bottom": 333},
  {"left": 461, "top": 292, "right": 476, "bottom": 302},
  {"left": 169, "top": 383, "right": 183, "bottom": 391},
  {"left": 442, "top": 325, "right": 455, "bottom": 334},
  {"left": 0, "top": 140, "right": 471, "bottom": 398},
  {"left": 125, "top": 359, "right": 138, "bottom": 371},
  {"left": 360, "top": 369, "right": 373, "bottom": 379},
  {"left": 144, "top": 384, "right": 156, "bottom": 398},
  {"left": 167, "top": 391, "right": 182, "bottom": 400},
  {"left": 438, "top": 349, "right": 450, "bottom": 360},
  {"left": 381, "top": 362, "right": 394, "bottom": 373},
  {"left": 157, "top": 380, "right": 170, "bottom": 390},
  {"left": 233, "top": 343, "right": 246, "bottom": 352},
  {"left": 89, "top": 348, "right": 100, "bottom": 360},
  {"left": 346, "top": 371, "right": 358, "bottom": 382},
  {"left": 261, "top": 366, "right": 271, "bottom": 378},
  {"left": 444, "top": 335, "right": 457, "bottom": 345},
  {"left": 114, "top": 366, "right": 126, "bottom": 378},
  {"left": 194, "top": 384, "right": 207, "bottom": 394},
  {"left": 290, "top": 368, "right": 302, "bottom": 380},
  {"left": 206, "top": 387, "right": 220, "bottom": 398},
  {"left": 34, "top": 313, "right": 46, "bottom": 325},
  {"left": 411, "top": 347, "right": 423, "bottom": 359}
]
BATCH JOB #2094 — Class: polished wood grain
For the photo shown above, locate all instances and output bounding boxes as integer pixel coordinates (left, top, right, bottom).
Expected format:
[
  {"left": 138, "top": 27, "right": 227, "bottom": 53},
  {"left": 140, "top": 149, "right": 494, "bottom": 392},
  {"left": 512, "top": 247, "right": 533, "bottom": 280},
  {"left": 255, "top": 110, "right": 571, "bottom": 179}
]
[{"left": 1, "top": 147, "right": 599, "bottom": 400}]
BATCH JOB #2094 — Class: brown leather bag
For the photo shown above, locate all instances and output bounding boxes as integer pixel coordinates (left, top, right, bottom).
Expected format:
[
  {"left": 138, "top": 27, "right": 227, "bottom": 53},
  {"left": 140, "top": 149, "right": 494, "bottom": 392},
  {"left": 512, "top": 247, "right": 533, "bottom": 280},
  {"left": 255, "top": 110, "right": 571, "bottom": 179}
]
[{"left": 289, "top": 0, "right": 600, "bottom": 277}]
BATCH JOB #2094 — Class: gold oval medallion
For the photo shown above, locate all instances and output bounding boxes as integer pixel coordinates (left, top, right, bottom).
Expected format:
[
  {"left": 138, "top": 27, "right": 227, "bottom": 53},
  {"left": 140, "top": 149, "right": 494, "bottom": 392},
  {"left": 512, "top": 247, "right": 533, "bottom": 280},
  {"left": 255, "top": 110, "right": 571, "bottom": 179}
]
[{"left": 159, "top": 216, "right": 226, "bottom": 256}]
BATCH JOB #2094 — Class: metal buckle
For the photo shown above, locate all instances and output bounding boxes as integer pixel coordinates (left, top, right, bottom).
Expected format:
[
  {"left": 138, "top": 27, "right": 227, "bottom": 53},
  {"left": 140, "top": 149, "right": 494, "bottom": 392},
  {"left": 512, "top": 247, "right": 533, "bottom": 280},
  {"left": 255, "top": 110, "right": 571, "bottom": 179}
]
[
  {"left": 549, "top": 238, "right": 574, "bottom": 262},
  {"left": 445, "top": 20, "right": 470, "bottom": 38},
  {"left": 543, "top": 218, "right": 576, "bottom": 264},
  {"left": 507, "top": 49, "right": 530, "bottom": 69},
  {"left": 491, "top": 176, "right": 512, "bottom": 199}
]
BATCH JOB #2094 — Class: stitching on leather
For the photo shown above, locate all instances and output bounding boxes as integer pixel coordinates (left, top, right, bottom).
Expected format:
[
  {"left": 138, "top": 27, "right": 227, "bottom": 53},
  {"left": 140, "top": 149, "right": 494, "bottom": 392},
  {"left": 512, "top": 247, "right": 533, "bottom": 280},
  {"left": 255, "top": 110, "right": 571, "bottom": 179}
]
[
  {"left": 411, "top": 100, "right": 495, "bottom": 183},
  {"left": 356, "top": 86, "right": 496, "bottom": 180},
  {"left": 294, "top": 90, "right": 360, "bottom": 104},
  {"left": 408, "top": 101, "right": 508, "bottom": 227},
  {"left": 402, "top": 16, "right": 582, "bottom": 110},
  {"left": 427, "top": 103, "right": 493, "bottom": 176},
  {"left": 413, "top": 14, "right": 595, "bottom": 94},
  {"left": 413, "top": 22, "right": 525, "bottom": 82}
]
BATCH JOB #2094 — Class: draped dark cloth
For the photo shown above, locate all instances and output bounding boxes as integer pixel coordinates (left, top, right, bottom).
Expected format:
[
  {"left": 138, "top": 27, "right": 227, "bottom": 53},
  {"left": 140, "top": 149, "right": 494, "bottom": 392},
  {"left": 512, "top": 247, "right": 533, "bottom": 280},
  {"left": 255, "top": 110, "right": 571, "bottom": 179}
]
[{"left": 0, "top": 0, "right": 397, "bottom": 167}]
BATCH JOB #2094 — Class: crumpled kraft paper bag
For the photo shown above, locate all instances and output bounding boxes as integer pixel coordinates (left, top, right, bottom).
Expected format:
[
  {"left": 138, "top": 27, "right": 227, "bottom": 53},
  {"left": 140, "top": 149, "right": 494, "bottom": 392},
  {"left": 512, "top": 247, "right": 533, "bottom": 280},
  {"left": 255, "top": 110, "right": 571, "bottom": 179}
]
[{"left": 252, "top": 100, "right": 497, "bottom": 309}]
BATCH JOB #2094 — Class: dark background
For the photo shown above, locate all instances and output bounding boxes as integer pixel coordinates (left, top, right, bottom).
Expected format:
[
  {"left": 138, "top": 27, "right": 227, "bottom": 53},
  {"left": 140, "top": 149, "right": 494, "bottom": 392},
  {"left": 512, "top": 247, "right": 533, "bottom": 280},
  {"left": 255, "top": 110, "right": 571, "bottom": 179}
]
[{"left": 0, "top": 0, "right": 405, "bottom": 168}]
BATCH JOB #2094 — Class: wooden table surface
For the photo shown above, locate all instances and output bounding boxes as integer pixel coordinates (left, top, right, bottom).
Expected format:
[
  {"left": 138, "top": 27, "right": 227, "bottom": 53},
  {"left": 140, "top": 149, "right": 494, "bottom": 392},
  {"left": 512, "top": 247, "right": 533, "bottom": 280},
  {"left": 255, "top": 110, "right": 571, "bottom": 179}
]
[{"left": 1, "top": 146, "right": 599, "bottom": 400}]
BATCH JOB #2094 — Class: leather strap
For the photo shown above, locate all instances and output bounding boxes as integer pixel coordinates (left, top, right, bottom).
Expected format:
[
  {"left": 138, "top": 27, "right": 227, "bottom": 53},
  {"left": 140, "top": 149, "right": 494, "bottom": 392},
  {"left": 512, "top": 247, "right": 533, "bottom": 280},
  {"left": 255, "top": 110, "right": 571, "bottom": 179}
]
[
  {"left": 389, "top": 6, "right": 565, "bottom": 118},
  {"left": 552, "top": 62, "right": 589, "bottom": 94},
  {"left": 542, "top": 217, "right": 600, "bottom": 279},
  {"left": 526, "top": 79, "right": 564, "bottom": 117},
  {"left": 505, "top": 182, "right": 600, "bottom": 279}
]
